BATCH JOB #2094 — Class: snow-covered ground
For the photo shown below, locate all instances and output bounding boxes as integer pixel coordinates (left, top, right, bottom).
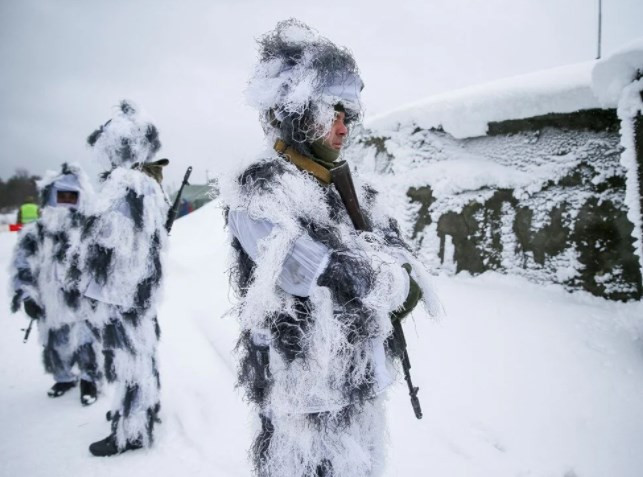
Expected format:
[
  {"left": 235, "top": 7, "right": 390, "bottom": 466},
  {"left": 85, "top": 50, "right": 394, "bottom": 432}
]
[
  {"left": 1, "top": 202, "right": 642, "bottom": 477},
  {"left": 0, "top": 212, "right": 16, "bottom": 232}
]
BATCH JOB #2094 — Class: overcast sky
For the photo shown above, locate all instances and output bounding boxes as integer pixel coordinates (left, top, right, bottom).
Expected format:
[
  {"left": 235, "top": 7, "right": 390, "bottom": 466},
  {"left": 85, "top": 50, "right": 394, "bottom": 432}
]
[{"left": 1, "top": 0, "right": 641, "bottom": 188}]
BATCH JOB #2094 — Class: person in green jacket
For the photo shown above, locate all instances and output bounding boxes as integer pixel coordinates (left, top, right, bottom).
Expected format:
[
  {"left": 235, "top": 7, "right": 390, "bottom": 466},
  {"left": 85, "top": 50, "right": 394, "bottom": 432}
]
[{"left": 16, "top": 196, "right": 39, "bottom": 224}]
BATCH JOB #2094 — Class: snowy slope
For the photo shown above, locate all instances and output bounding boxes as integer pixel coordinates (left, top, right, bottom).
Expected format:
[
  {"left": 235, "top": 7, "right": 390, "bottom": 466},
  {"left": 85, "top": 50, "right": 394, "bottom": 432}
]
[{"left": 2, "top": 202, "right": 643, "bottom": 477}]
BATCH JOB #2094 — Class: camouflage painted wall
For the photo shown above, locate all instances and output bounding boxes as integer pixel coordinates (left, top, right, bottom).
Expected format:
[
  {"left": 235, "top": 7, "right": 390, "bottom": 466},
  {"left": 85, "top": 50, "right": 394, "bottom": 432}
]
[{"left": 350, "top": 109, "right": 642, "bottom": 301}]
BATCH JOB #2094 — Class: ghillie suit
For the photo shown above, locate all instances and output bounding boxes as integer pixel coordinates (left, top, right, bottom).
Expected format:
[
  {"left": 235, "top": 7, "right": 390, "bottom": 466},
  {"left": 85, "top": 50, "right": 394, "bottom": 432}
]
[
  {"left": 9, "top": 163, "right": 102, "bottom": 403},
  {"left": 223, "top": 20, "right": 440, "bottom": 477},
  {"left": 82, "top": 100, "right": 169, "bottom": 455}
]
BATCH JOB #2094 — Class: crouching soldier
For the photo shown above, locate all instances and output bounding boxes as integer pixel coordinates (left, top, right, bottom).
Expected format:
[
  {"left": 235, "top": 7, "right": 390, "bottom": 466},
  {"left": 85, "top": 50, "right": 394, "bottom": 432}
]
[
  {"left": 81, "top": 101, "right": 169, "bottom": 456},
  {"left": 10, "top": 163, "right": 101, "bottom": 405}
]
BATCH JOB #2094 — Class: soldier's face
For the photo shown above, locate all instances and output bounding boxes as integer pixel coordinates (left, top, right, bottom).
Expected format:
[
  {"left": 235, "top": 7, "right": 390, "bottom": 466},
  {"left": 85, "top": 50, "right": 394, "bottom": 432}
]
[
  {"left": 57, "top": 190, "right": 79, "bottom": 206},
  {"left": 323, "top": 111, "right": 348, "bottom": 151}
]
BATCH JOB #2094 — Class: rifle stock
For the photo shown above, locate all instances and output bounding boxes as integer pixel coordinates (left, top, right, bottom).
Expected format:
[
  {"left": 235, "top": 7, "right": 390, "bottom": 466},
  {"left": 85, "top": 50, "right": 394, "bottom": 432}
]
[{"left": 331, "top": 162, "right": 423, "bottom": 420}]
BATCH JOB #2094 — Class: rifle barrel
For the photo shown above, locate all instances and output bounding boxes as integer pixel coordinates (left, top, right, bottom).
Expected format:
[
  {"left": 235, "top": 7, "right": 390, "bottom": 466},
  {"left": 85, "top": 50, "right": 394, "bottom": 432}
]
[
  {"left": 166, "top": 166, "right": 193, "bottom": 233},
  {"left": 394, "top": 318, "right": 423, "bottom": 419},
  {"left": 22, "top": 318, "right": 35, "bottom": 343}
]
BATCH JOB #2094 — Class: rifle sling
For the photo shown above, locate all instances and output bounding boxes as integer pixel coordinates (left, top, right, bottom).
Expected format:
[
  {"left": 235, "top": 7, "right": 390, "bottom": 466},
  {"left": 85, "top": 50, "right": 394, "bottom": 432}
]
[{"left": 274, "top": 139, "right": 332, "bottom": 185}]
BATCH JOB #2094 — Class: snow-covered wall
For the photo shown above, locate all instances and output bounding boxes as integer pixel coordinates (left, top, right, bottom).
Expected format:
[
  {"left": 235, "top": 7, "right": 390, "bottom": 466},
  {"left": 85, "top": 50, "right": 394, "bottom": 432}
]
[
  {"left": 369, "top": 62, "right": 601, "bottom": 140},
  {"left": 348, "top": 41, "right": 643, "bottom": 301}
]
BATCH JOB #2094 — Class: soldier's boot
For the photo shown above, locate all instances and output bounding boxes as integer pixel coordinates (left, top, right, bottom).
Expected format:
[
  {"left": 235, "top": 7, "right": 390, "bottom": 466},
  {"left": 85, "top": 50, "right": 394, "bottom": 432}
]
[
  {"left": 80, "top": 379, "right": 98, "bottom": 406},
  {"left": 88, "top": 434, "right": 143, "bottom": 457},
  {"left": 47, "top": 380, "right": 77, "bottom": 398}
]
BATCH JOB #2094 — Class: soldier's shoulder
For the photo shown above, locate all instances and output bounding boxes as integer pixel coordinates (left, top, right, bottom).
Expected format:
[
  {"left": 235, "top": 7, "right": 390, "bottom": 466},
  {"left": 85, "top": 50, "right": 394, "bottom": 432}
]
[{"left": 238, "top": 157, "right": 288, "bottom": 190}]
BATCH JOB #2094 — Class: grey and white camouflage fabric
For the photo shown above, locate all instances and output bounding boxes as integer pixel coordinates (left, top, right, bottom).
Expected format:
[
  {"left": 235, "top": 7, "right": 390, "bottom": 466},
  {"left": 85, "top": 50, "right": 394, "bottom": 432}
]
[
  {"left": 81, "top": 100, "right": 169, "bottom": 450},
  {"left": 9, "top": 162, "right": 102, "bottom": 386},
  {"left": 227, "top": 19, "right": 441, "bottom": 476},
  {"left": 221, "top": 154, "right": 440, "bottom": 477}
]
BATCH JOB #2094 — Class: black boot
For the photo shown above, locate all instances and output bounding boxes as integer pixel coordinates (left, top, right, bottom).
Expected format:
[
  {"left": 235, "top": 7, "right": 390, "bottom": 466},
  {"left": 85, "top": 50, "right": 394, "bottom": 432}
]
[
  {"left": 80, "top": 379, "right": 97, "bottom": 406},
  {"left": 47, "top": 381, "right": 77, "bottom": 398},
  {"left": 89, "top": 434, "right": 143, "bottom": 457}
]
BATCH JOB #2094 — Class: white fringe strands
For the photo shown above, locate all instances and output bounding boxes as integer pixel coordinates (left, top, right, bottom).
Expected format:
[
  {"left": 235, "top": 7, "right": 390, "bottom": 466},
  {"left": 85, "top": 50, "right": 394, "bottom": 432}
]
[
  {"left": 245, "top": 19, "right": 364, "bottom": 153},
  {"left": 222, "top": 154, "right": 440, "bottom": 476},
  {"left": 82, "top": 167, "right": 168, "bottom": 449},
  {"left": 9, "top": 164, "right": 102, "bottom": 383},
  {"left": 87, "top": 100, "right": 161, "bottom": 169},
  {"left": 82, "top": 101, "right": 169, "bottom": 449},
  {"left": 258, "top": 398, "right": 388, "bottom": 477}
]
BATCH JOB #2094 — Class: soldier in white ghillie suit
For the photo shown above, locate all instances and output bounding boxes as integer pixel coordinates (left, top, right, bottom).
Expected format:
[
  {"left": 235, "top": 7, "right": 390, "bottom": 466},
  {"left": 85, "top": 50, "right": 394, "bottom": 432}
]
[
  {"left": 10, "top": 163, "right": 101, "bottom": 405},
  {"left": 220, "top": 20, "right": 440, "bottom": 477},
  {"left": 81, "top": 101, "right": 170, "bottom": 457}
]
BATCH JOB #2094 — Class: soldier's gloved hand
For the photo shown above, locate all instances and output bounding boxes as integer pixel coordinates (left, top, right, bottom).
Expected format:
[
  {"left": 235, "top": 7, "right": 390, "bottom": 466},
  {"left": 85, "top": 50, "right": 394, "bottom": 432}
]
[
  {"left": 391, "top": 263, "right": 422, "bottom": 323},
  {"left": 23, "top": 298, "right": 44, "bottom": 320},
  {"left": 11, "top": 292, "right": 22, "bottom": 313}
]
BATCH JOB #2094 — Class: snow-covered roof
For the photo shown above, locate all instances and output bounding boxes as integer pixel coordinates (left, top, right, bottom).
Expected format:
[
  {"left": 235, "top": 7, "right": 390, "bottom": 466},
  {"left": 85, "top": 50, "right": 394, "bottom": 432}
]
[
  {"left": 368, "top": 61, "right": 601, "bottom": 139},
  {"left": 592, "top": 38, "right": 643, "bottom": 107},
  {"left": 368, "top": 39, "right": 643, "bottom": 139}
]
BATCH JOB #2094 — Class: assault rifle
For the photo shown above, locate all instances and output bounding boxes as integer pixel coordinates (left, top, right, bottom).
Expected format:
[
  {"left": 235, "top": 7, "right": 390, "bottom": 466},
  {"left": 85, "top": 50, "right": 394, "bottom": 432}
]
[
  {"left": 331, "top": 161, "right": 423, "bottom": 420},
  {"left": 165, "top": 166, "right": 193, "bottom": 234}
]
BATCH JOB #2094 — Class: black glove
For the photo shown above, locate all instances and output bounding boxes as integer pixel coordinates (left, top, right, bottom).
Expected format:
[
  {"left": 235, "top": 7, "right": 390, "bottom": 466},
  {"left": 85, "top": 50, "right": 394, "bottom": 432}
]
[
  {"left": 11, "top": 292, "right": 22, "bottom": 313},
  {"left": 391, "top": 264, "right": 423, "bottom": 322},
  {"left": 23, "top": 298, "right": 44, "bottom": 320}
]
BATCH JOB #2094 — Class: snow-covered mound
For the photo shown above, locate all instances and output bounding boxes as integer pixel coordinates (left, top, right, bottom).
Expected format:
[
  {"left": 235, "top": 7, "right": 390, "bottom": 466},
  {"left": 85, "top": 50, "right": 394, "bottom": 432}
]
[{"left": 1, "top": 201, "right": 643, "bottom": 476}]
